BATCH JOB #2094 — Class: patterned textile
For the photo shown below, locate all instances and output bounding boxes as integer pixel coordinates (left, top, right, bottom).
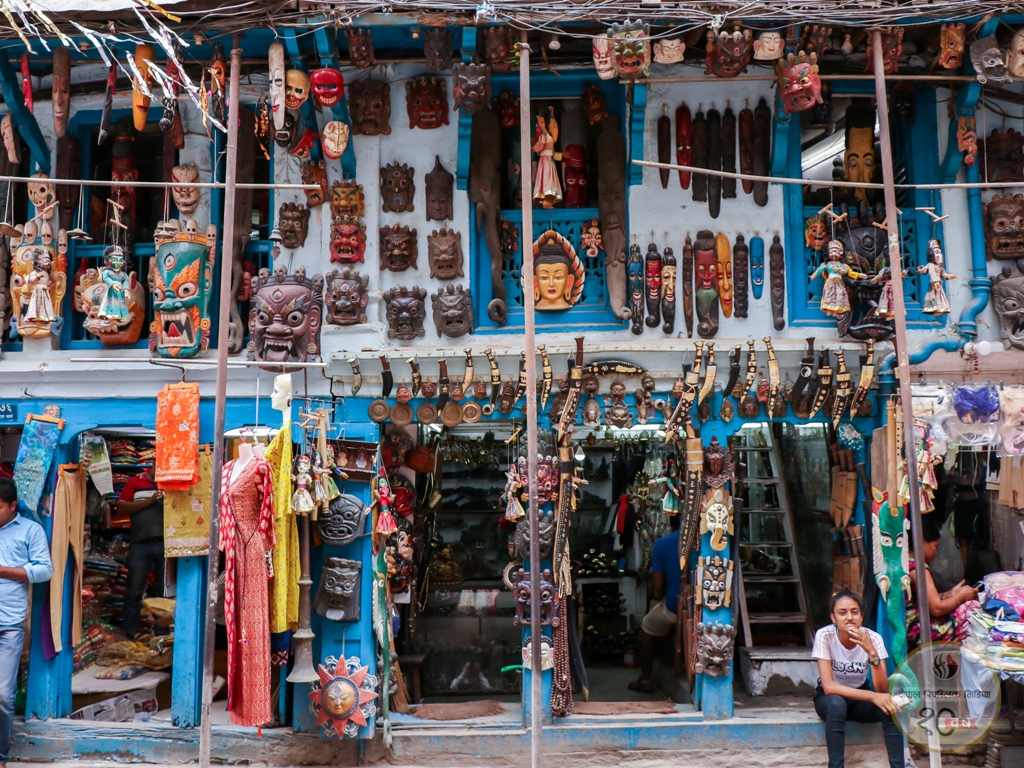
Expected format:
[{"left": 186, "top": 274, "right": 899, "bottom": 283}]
[
  {"left": 265, "top": 424, "right": 299, "bottom": 634},
  {"left": 155, "top": 383, "right": 200, "bottom": 492},
  {"left": 219, "top": 458, "right": 275, "bottom": 727},
  {"left": 906, "top": 555, "right": 958, "bottom": 649},
  {"left": 14, "top": 417, "right": 64, "bottom": 519},
  {"left": 163, "top": 451, "right": 213, "bottom": 557}
]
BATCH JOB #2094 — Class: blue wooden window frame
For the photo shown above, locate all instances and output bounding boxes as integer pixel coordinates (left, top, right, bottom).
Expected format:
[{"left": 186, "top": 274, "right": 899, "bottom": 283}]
[
  {"left": 468, "top": 72, "right": 630, "bottom": 334},
  {"left": 784, "top": 82, "right": 946, "bottom": 328}
]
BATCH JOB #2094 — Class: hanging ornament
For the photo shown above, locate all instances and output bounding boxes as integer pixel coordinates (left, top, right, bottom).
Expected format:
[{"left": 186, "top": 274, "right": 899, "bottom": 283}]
[{"left": 308, "top": 656, "right": 379, "bottom": 739}]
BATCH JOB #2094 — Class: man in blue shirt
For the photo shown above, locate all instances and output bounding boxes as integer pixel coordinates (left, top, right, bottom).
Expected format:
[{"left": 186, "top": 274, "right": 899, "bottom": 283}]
[
  {"left": 0, "top": 477, "right": 52, "bottom": 768},
  {"left": 628, "top": 515, "right": 681, "bottom": 694}
]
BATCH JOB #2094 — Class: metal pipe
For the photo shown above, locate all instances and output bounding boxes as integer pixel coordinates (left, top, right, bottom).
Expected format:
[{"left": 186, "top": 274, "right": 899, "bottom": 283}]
[
  {"left": 871, "top": 29, "right": 939, "bottom": 768},
  {"left": 639, "top": 73, "right": 978, "bottom": 84},
  {"left": 199, "top": 34, "right": 242, "bottom": 768},
  {"left": 519, "top": 31, "right": 543, "bottom": 768},
  {"left": 632, "top": 158, "right": 1024, "bottom": 191},
  {"left": 0, "top": 173, "right": 318, "bottom": 190}
]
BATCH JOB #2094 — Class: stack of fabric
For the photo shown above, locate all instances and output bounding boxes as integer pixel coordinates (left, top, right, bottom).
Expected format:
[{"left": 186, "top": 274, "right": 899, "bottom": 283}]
[
  {"left": 73, "top": 619, "right": 126, "bottom": 673},
  {"left": 962, "top": 571, "right": 1024, "bottom": 673},
  {"left": 107, "top": 440, "right": 141, "bottom": 465},
  {"left": 136, "top": 440, "right": 156, "bottom": 464}
]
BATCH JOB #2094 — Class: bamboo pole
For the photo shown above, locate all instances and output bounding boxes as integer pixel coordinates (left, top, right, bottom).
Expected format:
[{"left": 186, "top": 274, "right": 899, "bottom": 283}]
[
  {"left": 519, "top": 31, "right": 543, "bottom": 768},
  {"left": 198, "top": 34, "right": 242, "bottom": 768},
  {"left": 871, "top": 28, "right": 940, "bottom": 768}
]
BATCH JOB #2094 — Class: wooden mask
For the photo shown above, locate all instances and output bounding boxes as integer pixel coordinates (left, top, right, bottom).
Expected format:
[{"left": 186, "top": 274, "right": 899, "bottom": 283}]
[
  {"left": 750, "top": 236, "right": 764, "bottom": 300},
  {"left": 582, "top": 83, "right": 609, "bottom": 125},
  {"left": 380, "top": 224, "right": 418, "bottom": 272},
  {"left": 331, "top": 181, "right": 365, "bottom": 218},
  {"left": 958, "top": 116, "right": 978, "bottom": 167},
  {"left": 321, "top": 120, "right": 350, "bottom": 160},
  {"left": 453, "top": 63, "right": 492, "bottom": 112},
  {"left": 431, "top": 284, "right": 474, "bottom": 338},
  {"left": 380, "top": 161, "right": 415, "bottom": 213},
  {"left": 653, "top": 38, "right": 685, "bottom": 64},
  {"left": 247, "top": 266, "right": 324, "bottom": 371},
  {"left": 278, "top": 202, "right": 310, "bottom": 249},
  {"left": 425, "top": 156, "right": 454, "bottom": 221},
  {"left": 284, "top": 70, "right": 311, "bottom": 110},
  {"left": 344, "top": 27, "right": 375, "bottom": 68},
  {"left": 971, "top": 37, "right": 1011, "bottom": 85},
  {"left": 983, "top": 130, "right": 1024, "bottom": 184},
  {"left": 324, "top": 267, "right": 369, "bottom": 326},
  {"left": 77, "top": 247, "right": 146, "bottom": 346},
  {"left": 939, "top": 23, "right": 967, "bottom": 70},
  {"left": 682, "top": 235, "right": 694, "bottom": 337},
  {"left": 330, "top": 217, "right": 366, "bottom": 264},
  {"left": 268, "top": 41, "right": 287, "bottom": 131},
  {"left": 769, "top": 234, "right": 785, "bottom": 330},
  {"left": 991, "top": 268, "right": 1024, "bottom": 350},
  {"left": 481, "top": 27, "right": 512, "bottom": 73},
  {"left": 301, "top": 160, "right": 328, "bottom": 208},
  {"left": 706, "top": 108, "right": 721, "bottom": 218},
  {"left": 533, "top": 229, "right": 585, "bottom": 311},
  {"left": 691, "top": 109, "right": 708, "bottom": 202},
  {"left": 498, "top": 91, "right": 520, "bottom": 129},
  {"left": 562, "top": 144, "right": 588, "bottom": 208},
  {"left": 406, "top": 76, "right": 449, "bottom": 130},
  {"left": 657, "top": 113, "right": 671, "bottom": 189},
  {"left": 592, "top": 36, "right": 615, "bottom": 80},
  {"left": 383, "top": 286, "right": 427, "bottom": 340},
  {"left": 349, "top": 79, "right": 391, "bottom": 136},
  {"left": 627, "top": 244, "right": 644, "bottom": 334},
  {"left": 644, "top": 243, "right": 661, "bottom": 328},
  {"left": 428, "top": 227, "right": 464, "bottom": 279},
  {"left": 424, "top": 27, "right": 454, "bottom": 71},
  {"left": 10, "top": 235, "right": 66, "bottom": 339},
  {"left": 721, "top": 107, "right": 736, "bottom": 200},
  {"left": 170, "top": 163, "right": 201, "bottom": 216},
  {"left": 738, "top": 106, "right": 753, "bottom": 194},
  {"left": 733, "top": 235, "right": 748, "bottom": 319},
  {"left": 715, "top": 233, "right": 732, "bottom": 318},
  {"left": 776, "top": 51, "right": 823, "bottom": 115},
  {"left": 661, "top": 247, "right": 676, "bottom": 334},
  {"left": 865, "top": 27, "right": 903, "bottom": 75},
  {"left": 149, "top": 223, "right": 214, "bottom": 357},
  {"left": 1009, "top": 28, "right": 1024, "bottom": 79},
  {"left": 55, "top": 134, "right": 81, "bottom": 232},
  {"left": 889, "top": 82, "right": 917, "bottom": 125},
  {"left": 801, "top": 25, "right": 832, "bottom": 57},
  {"left": 310, "top": 67, "right": 344, "bottom": 108},
  {"left": 609, "top": 20, "right": 651, "bottom": 79},
  {"left": 694, "top": 230, "right": 719, "bottom": 338},
  {"left": 469, "top": 107, "right": 503, "bottom": 324},
  {"left": 705, "top": 26, "right": 753, "bottom": 78},
  {"left": 676, "top": 104, "right": 692, "bottom": 189},
  {"left": 845, "top": 105, "right": 876, "bottom": 197},
  {"left": 753, "top": 31, "right": 783, "bottom": 60},
  {"left": 52, "top": 47, "right": 71, "bottom": 138},
  {"left": 752, "top": 98, "right": 771, "bottom": 207},
  {"left": 984, "top": 194, "right": 1024, "bottom": 266},
  {"left": 132, "top": 44, "right": 155, "bottom": 131}
]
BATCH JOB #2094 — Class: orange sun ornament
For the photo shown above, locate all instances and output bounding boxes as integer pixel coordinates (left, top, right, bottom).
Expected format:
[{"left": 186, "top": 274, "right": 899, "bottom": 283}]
[{"left": 308, "top": 657, "right": 379, "bottom": 738}]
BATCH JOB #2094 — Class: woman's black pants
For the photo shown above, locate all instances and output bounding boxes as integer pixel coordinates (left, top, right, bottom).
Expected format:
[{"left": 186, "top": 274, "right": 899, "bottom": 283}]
[{"left": 814, "top": 684, "right": 905, "bottom": 768}]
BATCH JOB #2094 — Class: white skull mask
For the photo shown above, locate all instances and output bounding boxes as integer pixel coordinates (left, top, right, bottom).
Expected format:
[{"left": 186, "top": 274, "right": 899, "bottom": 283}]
[
  {"left": 592, "top": 37, "right": 615, "bottom": 79},
  {"left": 28, "top": 174, "right": 56, "bottom": 219},
  {"left": 40, "top": 220, "right": 53, "bottom": 245},
  {"left": 321, "top": 120, "right": 350, "bottom": 160},
  {"left": 268, "top": 41, "right": 286, "bottom": 131},
  {"left": 754, "top": 31, "right": 784, "bottom": 60},
  {"left": 184, "top": 218, "right": 199, "bottom": 237},
  {"left": 171, "top": 164, "right": 201, "bottom": 215}
]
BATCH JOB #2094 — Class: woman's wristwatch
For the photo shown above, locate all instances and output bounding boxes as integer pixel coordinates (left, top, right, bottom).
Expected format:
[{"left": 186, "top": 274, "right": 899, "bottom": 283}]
[{"left": 869, "top": 656, "right": 881, "bottom": 667}]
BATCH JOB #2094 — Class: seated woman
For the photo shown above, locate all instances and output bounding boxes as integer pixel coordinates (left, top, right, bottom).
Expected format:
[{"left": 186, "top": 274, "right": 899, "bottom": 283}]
[
  {"left": 812, "top": 590, "right": 903, "bottom": 768},
  {"left": 906, "top": 516, "right": 978, "bottom": 649}
]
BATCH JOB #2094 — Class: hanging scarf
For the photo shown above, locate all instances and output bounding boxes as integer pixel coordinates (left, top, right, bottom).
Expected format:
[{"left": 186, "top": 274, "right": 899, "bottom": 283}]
[
  {"left": 14, "top": 416, "right": 64, "bottom": 520},
  {"left": 155, "top": 383, "right": 200, "bottom": 490},
  {"left": 265, "top": 422, "right": 299, "bottom": 633}
]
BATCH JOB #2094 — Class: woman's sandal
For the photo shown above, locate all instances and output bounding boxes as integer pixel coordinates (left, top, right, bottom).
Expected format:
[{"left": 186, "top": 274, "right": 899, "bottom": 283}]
[{"left": 627, "top": 680, "right": 655, "bottom": 694}]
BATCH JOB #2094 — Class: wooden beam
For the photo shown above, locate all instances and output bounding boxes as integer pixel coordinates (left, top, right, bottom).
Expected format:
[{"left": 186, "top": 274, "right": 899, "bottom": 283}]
[{"left": 0, "top": 53, "right": 49, "bottom": 173}]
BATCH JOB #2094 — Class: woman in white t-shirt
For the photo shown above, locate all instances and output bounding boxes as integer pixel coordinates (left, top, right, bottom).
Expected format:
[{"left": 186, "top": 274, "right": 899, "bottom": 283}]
[{"left": 812, "top": 590, "right": 904, "bottom": 768}]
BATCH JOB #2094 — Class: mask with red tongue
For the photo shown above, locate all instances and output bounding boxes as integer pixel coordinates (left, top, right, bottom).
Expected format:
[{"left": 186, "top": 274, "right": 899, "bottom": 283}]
[
  {"left": 247, "top": 266, "right": 324, "bottom": 372},
  {"left": 149, "top": 222, "right": 215, "bottom": 358}
]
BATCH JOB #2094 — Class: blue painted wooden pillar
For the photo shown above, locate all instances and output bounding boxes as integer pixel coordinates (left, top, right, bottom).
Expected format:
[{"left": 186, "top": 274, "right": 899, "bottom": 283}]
[{"left": 171, "top": 556, "right": 207, "bottom": 726}]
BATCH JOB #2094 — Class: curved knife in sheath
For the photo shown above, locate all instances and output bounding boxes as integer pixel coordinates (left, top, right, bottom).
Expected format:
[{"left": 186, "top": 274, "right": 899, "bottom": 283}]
[
  {"left": 437, "top": 359, "right": 451, "bottom": 411},
  {"left": 539, "top": 344, "right": 553, "bottom": 410},
  {"left": 514, "top": 351, "right": 527, "bottom": 404},
  {"left": 849, "top": 340, "right": 875, "bottom": 418},
  {"left": 585, "top": 360, "right": 647, "bottom": 377},
  {"left": 486, "top": 348, "right": 501, "bottom": 412},
  {"left": 379, "top": 356, "right": 393, "bottom": 398},
  {"left": 463, "top": 348, "right": 474, "bottom": 392},
  {"left": 407, "top": 357, "right": 421, "bottom": 397},
  {"left": 698, "top": 342, "right": 717, "bottom": 406},
  {"left": 683, "top": 235, "right": 694, "bottom": 338},
  {"left": 723, "top": 344, "right": 742, "bottom": 401},
  {"left": 808, "top": 349, "right": 833, "bottom": 420},
  {"left": 348, "top": 358, "right": 362, "bottom": 396},
  {"left": 557, "top": 338, "right": 585, "bottom": 440},
  {"left": 764, "top": 337, "right": 780, "bottom": 420},
  {"left": 666, "top": 342, "right": 703, "bottom": 442},
  {"left": 832, "top": 349, "right": 852, "bottom": 428},
  {"left": 739, "top": 339, "right": 757, "bottom": 401},
  {"left": 791, "top": 338, "right": 816, "bottom": 402},
  {"left": 679, "top": 422, "right": 704, "bottom": 567}
]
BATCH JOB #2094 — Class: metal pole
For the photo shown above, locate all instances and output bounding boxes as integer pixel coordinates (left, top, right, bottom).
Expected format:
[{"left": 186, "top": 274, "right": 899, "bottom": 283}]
[
  {"left": 871, "top": 29, "right": 939, "bottom": 768},
  {"left": 198, "top": 34, "right": 243, "bottom": 768},
  {"left": 0, "top": 174, "right": 318, "bottom": 190},
  {"left": 519, "top": 31, "right": 542, "bottom": 768}
]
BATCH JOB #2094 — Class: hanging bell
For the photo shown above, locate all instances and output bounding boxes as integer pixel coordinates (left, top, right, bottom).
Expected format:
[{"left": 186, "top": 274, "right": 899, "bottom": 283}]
[
  {"left": 67, "top": 226, "right": 92, "bottom": 242},
  {"left": 269, "top": 224, "right": 282, "bottom": 243},
  {"left": 0, "top": 222, "right": 20, "bottom": 238}
]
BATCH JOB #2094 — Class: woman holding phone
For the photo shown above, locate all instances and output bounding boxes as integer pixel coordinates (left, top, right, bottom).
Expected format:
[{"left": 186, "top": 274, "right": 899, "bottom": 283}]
[{"left": 812, "top": 589, "right": 904, "bottom": 768}]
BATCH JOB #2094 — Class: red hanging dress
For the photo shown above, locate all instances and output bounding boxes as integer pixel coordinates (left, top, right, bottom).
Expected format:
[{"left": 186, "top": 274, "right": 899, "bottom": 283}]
[{"left": 219, "top": 457, "right": 275, "bottom": 727}]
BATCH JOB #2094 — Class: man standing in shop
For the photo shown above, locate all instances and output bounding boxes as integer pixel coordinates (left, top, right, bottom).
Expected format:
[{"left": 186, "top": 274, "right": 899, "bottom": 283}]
[
  {"left": 629, "top": 514, "right": 682, "bottom": 694},
  {"left": 0, "top": 477, "right": 52, "bottom": 768},
  {"left": 117, "top": 467, "right": 164, "bottom": 639}
]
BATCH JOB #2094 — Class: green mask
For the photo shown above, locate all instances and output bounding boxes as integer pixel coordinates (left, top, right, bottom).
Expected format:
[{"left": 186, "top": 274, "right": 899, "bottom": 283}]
[{"left": 149, "top": 228, "right": 214, "bottom": 358}]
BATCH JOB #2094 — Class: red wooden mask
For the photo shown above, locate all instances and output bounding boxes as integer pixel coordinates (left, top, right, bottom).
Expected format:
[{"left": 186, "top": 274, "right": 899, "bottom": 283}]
[
  {"left": 481, "top": 27, "right": 512, "bottom": 73},
  {"left": 498, "top": 91, "right": 520, "bottom": 129},
  {"left": 345, "top": 27, "right": 375, "bottom": 68},
  {"left": 562, "top": 144, "right": 588, "bottom": 208},
  {"left": 939, "top": 23, "right": 966, "bottom": 70},
  {"left": 310, "top": 68, "right": 344, "bottom": 108},
  {"left": 52, "top": 47, "right": 71, "bottom": 138},
  {"left": 405, "top": 76, "right": 449, "bottom": 130},
  {"left": 330, "top": 217, "right": 367, "bottom": 264},
  {"left": 705, "top": 27, "right": 753, "bottom": 78},
  {"left": 776, "top": 52, "right": 822, "bottom": 115}
]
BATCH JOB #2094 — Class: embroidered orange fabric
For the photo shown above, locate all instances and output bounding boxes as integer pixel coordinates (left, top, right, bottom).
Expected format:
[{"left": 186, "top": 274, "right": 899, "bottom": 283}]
[{"left": 155, "top": 382, "right": 200, "bottom": 491}]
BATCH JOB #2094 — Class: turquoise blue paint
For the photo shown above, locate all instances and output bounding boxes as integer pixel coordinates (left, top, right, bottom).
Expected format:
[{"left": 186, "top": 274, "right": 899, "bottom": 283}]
[
  {"left": 628, "top": 84, "right": 647, "bottom": 187},
  {"left": 0, "top": 53, "right": 49, "bottom": 173},
  {"left": 750, "top": 236, "right": 764, "bottom": 300},
  {"left": 171, "top": 556, "right": 207, "bottom": 727}
]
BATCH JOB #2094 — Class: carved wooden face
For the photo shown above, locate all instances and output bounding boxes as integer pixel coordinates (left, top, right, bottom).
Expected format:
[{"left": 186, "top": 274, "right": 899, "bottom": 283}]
[
  {"left": 695, "top": 241, "right": 718, "bottom": 290},
  {"left": 890, "top": 83, "right": 916, "bottom": 125},
  {"left": 868, "top": 28, "right": 903, "bottom": 74},
  {"left": 150, "top": 231, "right": 214, "bottom": 357},
  {"left": 324, "top": 268, "right": 369, "bottom": 326},
  {"left": 301, "top": 161, "right": 327, "bottom": 208},
  {"left": 383, "top": 286, "right": 427, "bottom": 340},
  {"left": 432, "top": 285, "right": 474, "bottom": 338},
  {"left": 705, "top": 28, "right": 753, "bottom": 78},
  {"left": 592, "top": 37, "right": 615, "bottom": 79},
  {"left": 986, "top": 194, "right": 1024, "bottom": 261},
  {"left": 268, "top": 42, "right": 287, "bottom": 130},
  {"left": 482, "top": 27, "right": 512, "bottom": 73},
  {"left": 653, "top": 38, "right": 685, "bottom": 64},
  {"left": 330, "top": 217, "right": 366, "bottom": 264},
  {"left": 563, "top": 144, "right": 588, "bottom": 208},
  {"left": 753, "top": 31, "right": 783, "bottom": 60},
  {"left": 610, "top": 21, "right": 650, "bottom": 78},
  {"left": 331, "top": 181, "right": 365, "bottom": 218},
  {"left": 957, "top": 117, "right": 978, "bottom": 163},
  {"left": 699, "top": 557, "right": 732, "bottom": 609},
  {"left": 55, "top": 135, "right": 81, "bottom": 231},
  {"left": 406, "top": 76, "right": 448, "bottom": 130},
  {"left": 278, "top": 202, "right": 310, "bottom": 249},
  {"left": 1009, "top": 29, "right": 1024, "bottom": 79},
  {"left": 452, "top": 63, "right": 491, "bottom": 112},
  {"left": 321, "top": 120, "right": 350, "bottom": 160},
  {"left": 939, "top": 23, "right": 966, "bottom": 69},
  {"left": 992, "top": 269, "right": 1024, "bottom": 350},
  {"left": 248, "top": 271, "right": 323, "bottom": 365},
  {"left": 52, "top": 47, "right": 71, "bottom": 137},
  {"left": 498, "top": 91, "right": 520, "bottom": 128},
  {"left": 285, "top": 70, "right": 311, "bottom": 110},
  {"left": 380, "top": 224, "right": 418, "bottom": 271},
  {"left": 582, "top": 84, "right": 608, "bottom": 125},
  {"left": 1, "top": 115, "right": 19, "bottom": 164},
  {"left": 132, "top": 44, "right": 154, "bottom": 131},
  {"left": 424, "top": 156, "right": 453, "bottom": 222},
  {"left": 345, "top": 27, "right": 375, "bottom": 68},
  {"left": 428, "top": 228, "right": 463, "bottom": 279},
  {"left": 845, "top": 125, "right": 875, "bottom": 186},
  {"left": 349, "top": 79, "right": 391, "bottom": 136},
  {"left": 971, "top": 37, "right": 1010, "bottom": 84},
  {"left": 696, "top": 623, "right": 735, "bottom": 677},
  {"left": 716, "top": 237, "right": 733, "bottom": 316},
  {"left": 805, "top": 216, "right": 828, "bottom": 251},
  {"left": 274, "top": 110, "right": 297, "bottom": 148},
  {"left": 380, "top": 162, "right": 415, "bottom": 213},
  {"left": 28, "top": 174, "right": 56, "bottom": 218},
  {"left": 171, "top": 164, "right": 200, "bottom": 215},
  {"left": 424, "top": 27, "right": 453, "bottom": 71},
  {"left": 776, "top": 52, "right": 822, "bottom": 115},
  {"left": 307, "top": 68, "right": 343, "bottom": 111}
]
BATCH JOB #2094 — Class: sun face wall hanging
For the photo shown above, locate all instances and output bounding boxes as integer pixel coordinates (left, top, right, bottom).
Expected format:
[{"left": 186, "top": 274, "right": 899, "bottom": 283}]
[
  {"left": 532, "top": 229, "right": 585, "bottom": 311},
  {"left": 309, "top": 656, "right": 378, "bottom": 739}
]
